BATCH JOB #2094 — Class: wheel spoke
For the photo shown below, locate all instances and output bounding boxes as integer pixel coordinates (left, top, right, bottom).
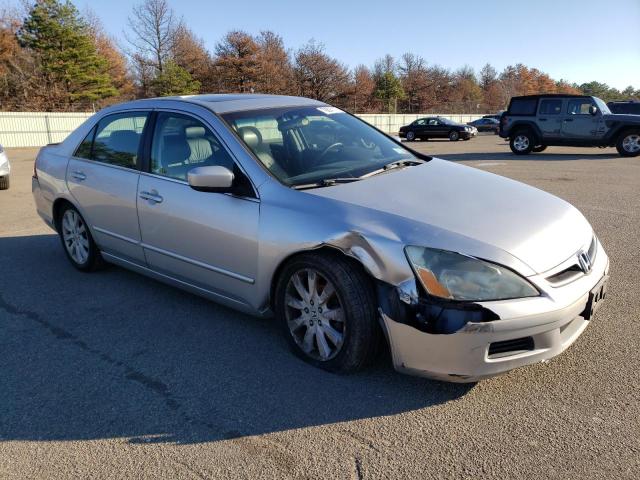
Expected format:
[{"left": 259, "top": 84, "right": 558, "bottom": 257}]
[
  {"left": 322, "top": 324, "right": 343, "bottom": 347},
  {"left": 291, "top": 273, "right": 309, "bottom": 302},
  {"left": 323, "top": 307, "right": 344, "bottom": 323},
  {"left": 315, "top": 330, "right": 332, "bottom": 360},
  {"left": 288, "top": 314, "right": 306, "bottom": 330},
  {"left": 301, "top": 327, "right": 315, "bottom": 353},
  {"left": 317, "top": 282, "right": 335, "bottom": 305},
  {"left": 307, "top": 270, "right": 317, "bottom": 299},
  {"left": 285, "top": 294, "right": 306, "bottom": 310}
]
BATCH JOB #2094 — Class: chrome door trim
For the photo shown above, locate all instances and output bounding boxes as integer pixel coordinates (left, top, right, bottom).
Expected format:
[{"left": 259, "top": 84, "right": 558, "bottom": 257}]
[
  {"left": 100, "top": 251, "right": 250, "bottom": 308},
  {"left": 93, "top": 226, "right": 140, "bottom": 245},
  {"left": 140, "top": 242, "right": 255, "bottom": 284}
]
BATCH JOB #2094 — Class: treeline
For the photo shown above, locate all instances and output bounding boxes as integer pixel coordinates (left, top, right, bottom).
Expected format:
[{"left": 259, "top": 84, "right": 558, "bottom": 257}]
[{"left": 1, "top": 0, "right": 638, "bottom": 113}]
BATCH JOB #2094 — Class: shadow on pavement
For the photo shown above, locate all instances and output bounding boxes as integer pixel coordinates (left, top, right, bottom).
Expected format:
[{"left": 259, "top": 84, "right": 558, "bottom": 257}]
[
  {"left": 0, "top": 234, "right": 472, "bottom": 445},
  {"left": 434, "top": 151, "right": 621, "bottom": 162}
]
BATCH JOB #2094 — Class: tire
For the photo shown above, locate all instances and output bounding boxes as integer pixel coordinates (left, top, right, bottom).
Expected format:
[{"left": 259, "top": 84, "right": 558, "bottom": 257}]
[
  {"left": 449, "top": 131, "right": 460, "bottom": 141},
  {"left": 405, "top": 131, "right": 416, "bottom": 141},
  {"left": 509, "top": 130, "right": 535, "bottom": 155},
  {"left": 616, "top": 130, "right": 640, "bottom": 157},
  {"left": 274, "top": 252, "right": 380, "bottom": 373},
  {"left": 532, "top": 145, "right": 547, "bottom": 153},
  {"left": 0, "top": 175, "right": 9, "bottom": 190},
  {"left": 57, "top": 204, "right": 103, "bottom": 271}
]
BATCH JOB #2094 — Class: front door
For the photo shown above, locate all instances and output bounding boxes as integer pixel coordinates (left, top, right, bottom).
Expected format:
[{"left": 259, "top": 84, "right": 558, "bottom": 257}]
[
  {"left": 561, "top": 98, "right": 604, "bottom": 140},
  {"left": 67, "top": 111, "right": 149, "bottom": 264},
  {"left": 136, "top": 111, "right": 259, "bottom": 306}
]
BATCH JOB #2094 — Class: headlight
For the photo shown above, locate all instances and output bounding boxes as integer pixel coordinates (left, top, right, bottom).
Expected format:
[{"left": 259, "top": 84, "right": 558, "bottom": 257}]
[
  {"left": 464, "top": 127, "right": 470, "bottom": 131},
  {"left": 405, "top": 246, "right": 539, "bottom": 301}
]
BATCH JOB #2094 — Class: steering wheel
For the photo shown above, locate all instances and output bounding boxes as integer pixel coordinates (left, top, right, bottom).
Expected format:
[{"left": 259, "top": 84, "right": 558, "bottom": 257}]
[
  {"left": 360, "top": 137, "right": 376, "bottom": 149},
  {"left": 317, "top": 142, "right": 344, "bottom": 161}
]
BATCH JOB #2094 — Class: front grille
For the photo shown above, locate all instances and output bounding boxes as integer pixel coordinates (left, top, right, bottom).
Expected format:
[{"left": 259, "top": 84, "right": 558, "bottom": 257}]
[
  {"left": 546, "top": 235, "right": 598, "bottom": 287},
  {"left": 488, "top": 337, "right": 535, "bottom": 358}
]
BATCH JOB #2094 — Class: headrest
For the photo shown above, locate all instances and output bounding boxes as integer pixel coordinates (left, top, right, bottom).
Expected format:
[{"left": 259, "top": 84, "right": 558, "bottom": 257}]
[
  {"left": 163, "top": 135, "right": 191, "bottom": 162},
  {"left": 108, "top": 130, "right": 139, "bottom": 152},
  {"left": 238, "top": 126, "right": 262, "bottom": 149},
  {"left": 185, "top": 126, "right": 206, "bottom": 139}
]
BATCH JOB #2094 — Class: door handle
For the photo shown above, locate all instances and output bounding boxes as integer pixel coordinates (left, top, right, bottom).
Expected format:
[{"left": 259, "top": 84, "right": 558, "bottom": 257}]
[
  {"left": 71, "top": 170, "right": 86, "bottom": 181},
  {"left": 564, "top": 118, "right": 574, "bottom": 122},
  {"left": 139, "top": 191, "right": 163, "bottom": 203},
  {"left": 538, "top": 118, "right": 547, "bottom": 122}
]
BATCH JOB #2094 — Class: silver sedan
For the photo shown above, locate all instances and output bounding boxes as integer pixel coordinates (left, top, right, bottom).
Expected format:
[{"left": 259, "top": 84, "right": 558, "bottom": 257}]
[{"left": 32, "top": 94, "right": 609, "bottom": 382}]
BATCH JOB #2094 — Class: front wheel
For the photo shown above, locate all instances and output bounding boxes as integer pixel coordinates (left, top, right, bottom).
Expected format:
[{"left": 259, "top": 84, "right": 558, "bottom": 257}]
[
  {"left": 449, "top": 131, "right": 460, "bottom": 141},
  {"left": 510, "top": 131, "right": 534, "bottom": 155},
  {"left": 616, "top": 131, "right": 640, "bottom": 157},
  {"left": 275, "top": 253, "right": 380, "bottom": 373},
  {"left": 58, "top": 204, "right": 103, "bottom": 271}
]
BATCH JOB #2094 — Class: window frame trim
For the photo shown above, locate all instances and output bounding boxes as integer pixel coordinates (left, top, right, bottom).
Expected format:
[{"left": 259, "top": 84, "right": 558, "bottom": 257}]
[
  {"left": 538, "top": 98, "right": 564, "bottom": 116},
  {"left": 71, "top": 110, "right": 152, "bottom": 171},
  {"left": 145, "top": 108, "right": 260, "bottom": 200}
]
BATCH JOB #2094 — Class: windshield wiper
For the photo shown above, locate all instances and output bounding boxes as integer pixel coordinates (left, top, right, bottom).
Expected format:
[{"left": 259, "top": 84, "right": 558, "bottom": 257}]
[
  {"left": 291, "top": 177, "right": 361, "bottom": 190},
  {"left": 359, "top": 159, "right": 424, "bottom": 179}
]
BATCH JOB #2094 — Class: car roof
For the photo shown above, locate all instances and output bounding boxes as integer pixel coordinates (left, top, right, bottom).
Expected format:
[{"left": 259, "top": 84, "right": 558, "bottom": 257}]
[
  {"left": 103, "top": 93, "right": 325, "bottom": 114},
  {"left": 510, "top": 94, "right": 590, "bottom": 100}
]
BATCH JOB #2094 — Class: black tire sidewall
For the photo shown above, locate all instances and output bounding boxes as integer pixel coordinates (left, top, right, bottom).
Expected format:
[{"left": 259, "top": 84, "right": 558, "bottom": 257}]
[
  {"left": 616, "top": 130, "right": 640, "bottom": 157},
  {"left": 406, "top": 131, "right": 415, "bottom": 141},
  {"left": 510, "top": 130, "right": 534, "bottom": 154},
  {"left": 274, "top": 252, "right": 379, "bottom": 373}
]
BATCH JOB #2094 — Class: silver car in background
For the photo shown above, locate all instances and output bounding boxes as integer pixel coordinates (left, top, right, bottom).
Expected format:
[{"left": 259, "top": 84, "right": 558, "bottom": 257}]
[
  {"left": 0, "top": 144, "right": 10, "bottom": 190},
  {"left": 32, "top": 94, "right": 609, "bottom": 382}
]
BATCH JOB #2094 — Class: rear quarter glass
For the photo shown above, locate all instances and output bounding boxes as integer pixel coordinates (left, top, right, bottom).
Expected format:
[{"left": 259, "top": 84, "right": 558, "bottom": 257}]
[{"left": 508, "top": 98, "right": 538, "bottom": 115}]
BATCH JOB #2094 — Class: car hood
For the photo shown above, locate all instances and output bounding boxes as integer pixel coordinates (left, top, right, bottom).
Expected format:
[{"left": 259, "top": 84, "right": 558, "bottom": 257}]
[
  {"left": 603, "top": 113, "right": 640, "bottom": 123},
  {"left": 307, "top": 159, "right": 592, "bottom": 274}
]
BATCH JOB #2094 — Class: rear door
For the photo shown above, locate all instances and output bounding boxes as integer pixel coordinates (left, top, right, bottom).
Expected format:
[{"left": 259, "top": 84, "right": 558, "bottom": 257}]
[
  {"left": 561, "top": 98, "right": 604, "bottom": 140},
  {"left": 537, "top": 98, "right": 564, "bottom": 140},
  {"left": 136, "top": 110, "right": 259, "bottom": 306},
  {"left": 67, "top": 111, "right": 149, "bottom": 264}
]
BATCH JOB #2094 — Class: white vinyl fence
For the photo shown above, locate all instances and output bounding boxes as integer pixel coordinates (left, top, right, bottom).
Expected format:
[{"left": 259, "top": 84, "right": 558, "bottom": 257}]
[{"left": 0, "top": 111, "right": 488, "bottom": 148}]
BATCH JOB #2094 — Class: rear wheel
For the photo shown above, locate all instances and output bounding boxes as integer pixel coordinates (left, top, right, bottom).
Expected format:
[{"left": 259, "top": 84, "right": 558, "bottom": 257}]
[
  {"left": 275, "top": 252, "right": 379, "bottom": 373},
  {"left": 510, "top": 130, "right": 534, "bottom": 155},
  {"left": 616, "top": 131, "right": 640, "bottom": 157},
  {"left": 405, "top": 131, "right": 415, "bottom": 141},
  {"left": 532, "top": 145, "right": 547, "bottom": 153},
  {"left": 0, "top": 175, "right": 9, "bottom": 190},
  {"left": 57, "top": 204, "right": 102, "bottom": 271},
  {"left": 449, "top": 131, "right": 459, "bottom": 141}
]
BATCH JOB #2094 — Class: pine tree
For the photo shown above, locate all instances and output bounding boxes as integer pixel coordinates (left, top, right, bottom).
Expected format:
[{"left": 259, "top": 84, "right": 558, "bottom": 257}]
[
  {"left": 18, "top": 0, "right": 117, "bottom": 109},
  {"left": 152, "top": 60, "right": 200, "bottom": 96}
]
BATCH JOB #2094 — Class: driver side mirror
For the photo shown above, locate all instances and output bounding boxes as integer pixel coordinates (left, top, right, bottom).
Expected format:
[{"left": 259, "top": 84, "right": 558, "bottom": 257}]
[
  {"left": 187, "top": 166, "right": 234, "bottom": 193},
  {"left": 589, "top": 105, "right": 598, "bottom": 115}
]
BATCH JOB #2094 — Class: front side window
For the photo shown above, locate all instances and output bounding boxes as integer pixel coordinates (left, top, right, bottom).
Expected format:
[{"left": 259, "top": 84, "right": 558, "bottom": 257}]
[
  {"left": 414, "top": 119, "right": 426, "bottom": 126},
  {"left": 567, "top": 99, "right": 595, "bottom": 115},
  {"left": 222, "top": 106, "right": 417, "bottom": 186},
  {"left": 150, "top": 112, "right": 235, "bottom": 181},
  {"left": 539, "top": 99, "right": 563, "bottom": 115}
]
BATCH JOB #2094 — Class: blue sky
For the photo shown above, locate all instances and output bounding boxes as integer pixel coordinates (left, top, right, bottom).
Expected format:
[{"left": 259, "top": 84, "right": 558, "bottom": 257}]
[{"left": 20, "top": 0, "right": 640, "bottom": 89}]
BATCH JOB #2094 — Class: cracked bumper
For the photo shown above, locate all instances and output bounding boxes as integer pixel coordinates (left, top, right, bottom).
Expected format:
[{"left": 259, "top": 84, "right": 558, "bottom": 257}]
[{"left": 382, "top": 243, "right": 610, "bottom": 383}]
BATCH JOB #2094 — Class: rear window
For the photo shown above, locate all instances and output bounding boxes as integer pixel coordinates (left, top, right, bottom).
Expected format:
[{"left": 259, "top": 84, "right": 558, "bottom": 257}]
[
  {"left": 608, "top": 103, "right": 640, "bottom": 115},
  {"left": 508, "top": 98, "right": 538, "bottom": 115}
]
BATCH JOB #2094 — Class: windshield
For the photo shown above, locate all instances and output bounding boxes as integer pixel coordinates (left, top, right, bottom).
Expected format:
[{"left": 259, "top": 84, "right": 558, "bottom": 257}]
[
  {"left": 593, "top": 97, "right": 611, "bottom": 115},
  {"left": 222, "top": 106, "right": 418, "bottom": 186}
]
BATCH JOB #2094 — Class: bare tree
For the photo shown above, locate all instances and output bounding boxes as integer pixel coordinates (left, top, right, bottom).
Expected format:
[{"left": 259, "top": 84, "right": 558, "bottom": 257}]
[
  {"left": 255, "top": 31, "right": 294, "bottom": 94},
  {"left": 294, "top": 40, "right": 349, "bottom": 104},
  {"left": 125, "top": 0, "right": 178, "bottom": 74}
]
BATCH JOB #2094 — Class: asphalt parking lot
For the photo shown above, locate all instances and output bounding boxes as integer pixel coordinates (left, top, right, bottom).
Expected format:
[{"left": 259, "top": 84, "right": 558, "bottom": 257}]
[{"left": 1, "top": 135, "right": 639, "bottom": 479}]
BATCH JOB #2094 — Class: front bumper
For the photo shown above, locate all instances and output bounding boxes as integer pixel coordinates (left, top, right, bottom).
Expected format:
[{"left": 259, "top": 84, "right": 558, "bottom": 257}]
[{"left": 382, "top": 240, "right": 610, "bottom": 382}]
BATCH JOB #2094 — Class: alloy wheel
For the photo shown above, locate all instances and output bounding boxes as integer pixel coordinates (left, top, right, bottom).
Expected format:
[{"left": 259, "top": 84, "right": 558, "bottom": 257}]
[
  {"left": 62, "top": 209, "right": 90, "bottom": 265},
  {"left": 622, "top": 134, "right": 640, "bottom": 153},
  {"left": 284, "top": 268, "right": 345, "bottom": 361},
  {"left": 513, "top": 135, "right": 530, "bottom": 151}
]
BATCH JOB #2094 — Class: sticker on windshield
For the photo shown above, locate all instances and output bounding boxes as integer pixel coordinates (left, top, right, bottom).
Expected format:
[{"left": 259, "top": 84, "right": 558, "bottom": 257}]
[{"left": 317, "top": 106, "right": 342, "bottom": 115}]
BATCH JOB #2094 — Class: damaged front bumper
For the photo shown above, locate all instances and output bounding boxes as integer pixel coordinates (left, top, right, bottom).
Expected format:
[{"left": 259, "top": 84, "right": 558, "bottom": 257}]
[{"left": 379, "top": 242, "right": 610, "bottom": 383}]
